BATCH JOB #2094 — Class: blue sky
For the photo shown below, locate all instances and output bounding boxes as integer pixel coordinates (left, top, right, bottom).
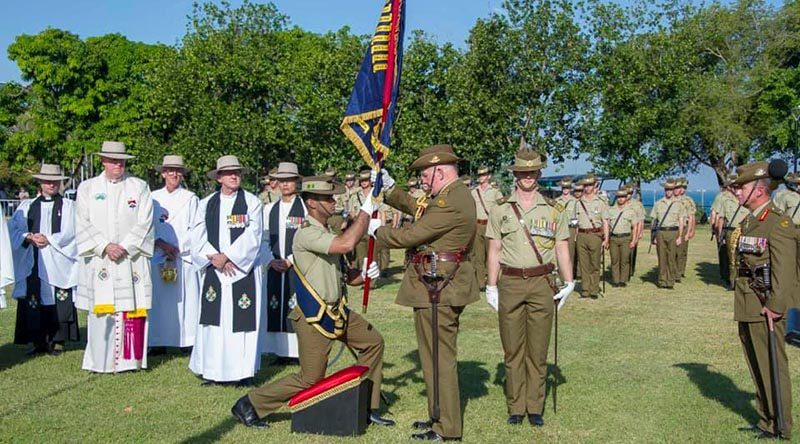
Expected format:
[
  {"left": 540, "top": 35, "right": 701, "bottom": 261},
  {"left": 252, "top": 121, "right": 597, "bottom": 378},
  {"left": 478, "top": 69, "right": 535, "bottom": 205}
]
[{"left": 0, "top": 0, "right": 725, "bottom": 190}]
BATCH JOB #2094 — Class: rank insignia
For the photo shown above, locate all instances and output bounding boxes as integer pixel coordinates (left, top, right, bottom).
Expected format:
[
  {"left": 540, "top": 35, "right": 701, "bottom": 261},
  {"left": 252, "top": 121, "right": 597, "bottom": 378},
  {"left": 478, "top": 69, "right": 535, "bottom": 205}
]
[
  {"left": 269, "top": 295, "right": 279, "bottom": 310},
  {"left": 436, "top": 198, "right": 446, "bottom": 208},
  {"left": 128, "top": 199, "right": 137, "bottom": 209},
  {"left": 132, "top": 272, "right": 140, "bottom": 284},
  {"left": 238, "top": 294, "right": 252, "bottom": 310},
  {"left": 781, "top": 219, "right": 790, "bottom": 228},
  {"left": 56, "top": 289, "right": 69, "bottom": 301},
  {"left": 98, "top": 268, "right": 109, "bottom": 281},
  {"left": 95, "top": 193, "right": 107, "bottom": 201},
  {"left": 205, "top": 287, "right": 217, "bottom": 302}
]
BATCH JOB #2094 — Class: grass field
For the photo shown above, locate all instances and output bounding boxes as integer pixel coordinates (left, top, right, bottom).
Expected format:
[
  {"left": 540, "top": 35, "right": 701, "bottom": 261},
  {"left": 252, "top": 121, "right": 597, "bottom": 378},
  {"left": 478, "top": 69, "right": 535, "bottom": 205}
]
[{"left": 1, "top": 225, "right": 798, "bottom": 443}]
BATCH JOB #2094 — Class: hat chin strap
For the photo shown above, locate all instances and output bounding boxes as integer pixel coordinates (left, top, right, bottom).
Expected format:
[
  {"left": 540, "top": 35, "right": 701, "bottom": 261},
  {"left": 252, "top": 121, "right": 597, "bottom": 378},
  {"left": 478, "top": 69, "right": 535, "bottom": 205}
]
[{"left": 517, "top": 179, "right": 538, "bottom": 193}]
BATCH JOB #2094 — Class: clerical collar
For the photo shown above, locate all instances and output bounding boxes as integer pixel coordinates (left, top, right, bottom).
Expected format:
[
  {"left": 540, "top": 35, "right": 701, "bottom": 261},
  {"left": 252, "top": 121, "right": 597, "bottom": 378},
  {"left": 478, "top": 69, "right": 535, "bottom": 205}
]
[{"left": 40, "top": 195, "right": 55, "bottom": 202}]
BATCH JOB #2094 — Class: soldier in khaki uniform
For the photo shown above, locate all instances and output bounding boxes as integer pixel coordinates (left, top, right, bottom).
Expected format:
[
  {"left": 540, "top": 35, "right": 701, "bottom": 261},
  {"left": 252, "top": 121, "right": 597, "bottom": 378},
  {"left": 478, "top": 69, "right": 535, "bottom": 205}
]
[
  {"left": 674, "top": 178, "right": 696, "bottom": 280},
  {"left": 233, "top": 176, "right": 394, "bottom": 428},
  {"left": 348, "top": 168, "right": 374, "bottom": 271},
  {"left": 471, "top": 165, "right": 504, "bottom": 289},
  {"left": 607, "top": 188, "right": 637, "bottom": 286},
  {"left": 575, "top": 175, "right": 610, "bottom": 298},
  {"left": 556, "top": 177, "right": 579, "bottom": 276},
  {"left": 649, "top": 179, "right": 685, "bottom": 289},
  {"left": 370, "top": 144, "right": 478, "bottom": 441},
  {"left": 400, "top": 177, "right": 424, "bottom": 227},
  {"left": 258, "top": 167, "right": 281, "bottom": 205},
  {"left": 730, "top": 161, "right": 797, "bottom": 440},
  {"left": 622, "top": 182, "right": 645, "bottom": 275},
  {"left": 485, "top": 148, "right": 574, "bottom": 427},
  {"left": 712, "top": 175, "right": 744, "bottom": 287},
  {"left": 773, "top": 173, "right": 800, "bottom": 224}
]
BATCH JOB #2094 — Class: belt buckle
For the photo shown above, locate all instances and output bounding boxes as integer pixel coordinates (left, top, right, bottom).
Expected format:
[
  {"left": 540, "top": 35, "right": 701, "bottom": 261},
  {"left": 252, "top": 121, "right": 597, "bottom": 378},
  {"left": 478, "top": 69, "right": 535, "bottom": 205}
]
[{"left": 522, "top": 268, "right": 530, "bottom": 279}]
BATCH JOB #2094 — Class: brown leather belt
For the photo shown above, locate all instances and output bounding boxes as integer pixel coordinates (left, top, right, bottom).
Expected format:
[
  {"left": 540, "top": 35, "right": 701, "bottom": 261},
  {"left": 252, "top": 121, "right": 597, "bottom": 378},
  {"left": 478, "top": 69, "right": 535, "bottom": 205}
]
[
  {"left": 610, "top": 233, "right": 631, "bottom": 238},
  {"left": 578, "top": 228, "right": 602, "bottom": 234},
  {"left": 501, "top": 263, "right": 554, "bottom": 278},
  {"left": 659, "top": 226, "right": 678, "bottom": 231},
  {"left": 410, "top": 251, "right": 465, "bottom": 264},
  {"left": 476, "top": 219, "right": 488, "bottom": 225}
]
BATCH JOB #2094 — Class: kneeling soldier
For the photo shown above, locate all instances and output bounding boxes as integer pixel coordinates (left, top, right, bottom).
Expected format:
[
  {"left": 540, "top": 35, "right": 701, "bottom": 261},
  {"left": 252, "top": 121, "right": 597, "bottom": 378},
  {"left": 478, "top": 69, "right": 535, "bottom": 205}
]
[{"left": 231, "top": 175, "right": 393, "bottom": 429}]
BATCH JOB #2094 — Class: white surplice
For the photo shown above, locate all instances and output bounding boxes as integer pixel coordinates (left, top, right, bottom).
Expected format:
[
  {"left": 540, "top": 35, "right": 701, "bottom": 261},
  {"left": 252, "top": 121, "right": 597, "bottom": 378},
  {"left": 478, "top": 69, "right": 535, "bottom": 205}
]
[
  {"left": 75, "top": 172, "right": 154, "bottom": 373},
  {"left": 189, "top": 190, "right": 264, "bottom": 382},
  {"left": 149, "top": 186, "right": 200, "bottom": 348},
  {"left": 9, "top": 198, "right": 79, "bottom": 304},
  {"left": 0, "top": 217, "right": 14, "bottom": 309},
  {"left": 260, "top": 197, "right": 306, "bottom": 358}
]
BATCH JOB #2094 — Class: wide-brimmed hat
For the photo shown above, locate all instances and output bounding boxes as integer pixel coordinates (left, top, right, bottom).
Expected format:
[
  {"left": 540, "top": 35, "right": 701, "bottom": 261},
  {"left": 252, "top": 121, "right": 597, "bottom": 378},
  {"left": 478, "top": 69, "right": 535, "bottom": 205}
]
[
  {"left": 460, "top": 174, "right": 472, "bottom": 184},
  {"left": 344, "top": 171, "right": 356, "bottom": 181},
  {"left": 155, "top": 155, "right": 187, "bottom": 172},
  {"left": 559, "top": 177, "right": 573, "bottom": 188},
  {"left": 661, "top": 178, "right": 678, "bottom": 189},
  {"left": 408, "top": 177, "right": 419, "bottom": 187},
  {"left": 301, "top": 175, "right": 346, "bottom": 195},
  {"left": 785, "top": 172, "right": 800, "bottom": 185},
  {"left": 32, "top": 163, "right": 68, "bottom": 181},
  {"left": 508, "top": 149, "right": 547, "bottom": 172},
  {"left": 409, "top": 144, "right": 462, "bottom": 170},
  {"left": 323, "top": 167, "right": 337, "bottom": 178},
  {"left": 476, "top": 165, "right": 491, "bottom": 176},
  {"left": 207, "top": 155, "right": 250, "bottom": 179},
  {"left": 733, "top": 160, "right": 786, "bottom": 190},
  {"left": 616, "top": 189, "right": 630, "bottom": 198},
  {"left": 574, "top": 184, "right": 585, "bottom": 191},
  {"left": 96, "top": 141, "right": 134, "bottom": 160}
]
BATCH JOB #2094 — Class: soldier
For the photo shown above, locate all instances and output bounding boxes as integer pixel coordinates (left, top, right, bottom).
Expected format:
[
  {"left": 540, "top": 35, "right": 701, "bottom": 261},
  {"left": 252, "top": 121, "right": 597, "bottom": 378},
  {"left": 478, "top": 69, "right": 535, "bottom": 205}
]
[
  {"left": 607, "top": 188, "right": 637, "bottom": 287},
  {"left": 485, "top": 148, "right": 574, "bottom": 427},
  {"left": 348, "top": 168, "right": 375, "bottom": 273},
  {"left": 718, "top": 174, "right": 751, "bottom": 289},
  {"left": 233, "top": 175, "right": 393, "bottom": 429},
  {"left": 674, "top": 178, "right": 696, "bottom": 280},
  {"left": 555, "top": 177, "right": 578, "bottom": 277},
  {"left": 730, "top": 160, "right": 797, "bottom": 440},
  {"left": 400, "top": 177, "right": 424, "bottom": 227},
  {"left": 461, "top": 174, "right": 472, "bottom": 188},
  {"left": 773, "top": 173, "right": 800, "bottom": 224},
  {"left": 575, "top": 175, "right": 609, "bottom": 298},
  {"left": 622, "top": 182, "right": 646, "bottom": 276},
  {"left": 258, "top": 168, "right": 281, "bottom": 205},
  {"left": 471, "top": 165, "right": 503, "bottom": 289},
  {"left": 370, "top": 144, "right": 478, "bottom": 441},
  {"left": 649, "top": 179, "right": 685, "bottom": 289}
]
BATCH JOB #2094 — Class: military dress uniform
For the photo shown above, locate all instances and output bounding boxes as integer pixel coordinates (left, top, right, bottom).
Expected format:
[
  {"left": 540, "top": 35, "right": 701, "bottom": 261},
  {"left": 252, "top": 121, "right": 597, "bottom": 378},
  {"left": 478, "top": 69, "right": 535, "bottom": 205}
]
[
  {"left": 555, "top": 178, "right": 578, "bottom": 277},
  {"left": 730, "top": 162, "right": 798, "bottom": 439},
  {"left": 241, "top": 177, "right": 387, "bottom": 425},
  {"left": 575, "top": 178, "right": 609, "bottom": 297},
  {"left": 607, "top": 190, "right": 637, "bottom": 286},
  {"left": 374, "top": 144, "right": 479, "bottom": 440},
  {"left": 649, "top": 180, "right": 685, "bottom": 288},
  {"left": 676, "top": 179, "right": 696, "bottom": 279},
  {"left": 485, "top": 150, "right": 569, "bottom": 422},
  {"left": 471, "top": 167, "right": 503, "bottom": 288}
]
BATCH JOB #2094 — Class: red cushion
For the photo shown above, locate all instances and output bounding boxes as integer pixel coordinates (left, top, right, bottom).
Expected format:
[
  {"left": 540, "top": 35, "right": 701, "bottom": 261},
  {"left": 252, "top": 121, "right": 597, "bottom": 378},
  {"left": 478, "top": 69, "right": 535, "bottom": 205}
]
[{"left": 288, "top": 365, "right": 369, "bottom": 407}]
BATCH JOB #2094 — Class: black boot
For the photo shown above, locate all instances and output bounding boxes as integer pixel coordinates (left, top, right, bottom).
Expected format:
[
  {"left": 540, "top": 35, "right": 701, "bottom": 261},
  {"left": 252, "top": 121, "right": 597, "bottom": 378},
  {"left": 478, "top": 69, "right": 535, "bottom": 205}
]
[{"left": 231, "top": 395, "right": 268, "bottom": 428}]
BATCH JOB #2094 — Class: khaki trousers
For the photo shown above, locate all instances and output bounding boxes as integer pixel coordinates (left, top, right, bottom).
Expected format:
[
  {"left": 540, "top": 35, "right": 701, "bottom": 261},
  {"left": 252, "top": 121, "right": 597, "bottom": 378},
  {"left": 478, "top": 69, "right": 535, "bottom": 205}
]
[
  {"left": 471, "top": 223, "right": 488, "bottom": 288},
  {"left": 577, "top": 232, "right": 602, "bottom": 296},
  {"left": 739, "top": 320, "right": 793, "bottom": 438},
  {"left": 413, "top": 305, "right": 465, "bottom": 439},
  {"left": 497, "top": 275, "right": 554, "bottom": 415},
  {"left": 677, "top": 238, "right": 689, "bottom": 278},
  {"left": 609, "top": 236, "right": 631, "bottom": 284},
  {"left": 655, "top": 231, "right": 678, "bottom": 287},
  {"left": 248, "top": 307, "right": 385, "bottom": 417}
]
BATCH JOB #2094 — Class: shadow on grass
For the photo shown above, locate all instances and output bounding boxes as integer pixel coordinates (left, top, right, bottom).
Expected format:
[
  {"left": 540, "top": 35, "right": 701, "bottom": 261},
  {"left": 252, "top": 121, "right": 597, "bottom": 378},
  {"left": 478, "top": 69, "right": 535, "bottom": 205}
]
[
  {"left": 382, "top": 350, "right": 423, "bottom": 408},
  {"left": 674, "top": 363, "right": 758, "bottom": 424},
  {"left": 0, "top": 373, "right": 98, "bottom": 418},
  {"left": 178, "top": 416, "right": 238, "bottom": 444},
  {"left": 459, "top": 361, "right": 490, "bottom": 423},
  {"left": 493, "top": 362, "right": 566, "bottom": 414},
  {"left": 641, "top": 267, "right": 659, "bottom": 286},
  {"left": 695, "top": 261, "right": 726, "bottom": 288}
]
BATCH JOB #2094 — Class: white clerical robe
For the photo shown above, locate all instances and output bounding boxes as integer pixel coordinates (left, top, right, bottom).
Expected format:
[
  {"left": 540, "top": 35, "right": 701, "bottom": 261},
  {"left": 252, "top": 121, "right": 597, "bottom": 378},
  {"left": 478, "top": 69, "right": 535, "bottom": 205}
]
[
  {"left": 76, "top": 172, "right": 154, "bottom": 373},
  {"left": 260, "top": 197, "right": 307, "bottom": 358},
  {"left": 189, "top": 190, "right": 264, "bottom": 382},
  {"left": 0, "top": 217, "right": 14, "bottom": 309},
  {"left": 149, "top": 187, "right": 200, "bottom": 348},
  {"left": 10, "top": 198, "right": 79, "bottom": 303}
]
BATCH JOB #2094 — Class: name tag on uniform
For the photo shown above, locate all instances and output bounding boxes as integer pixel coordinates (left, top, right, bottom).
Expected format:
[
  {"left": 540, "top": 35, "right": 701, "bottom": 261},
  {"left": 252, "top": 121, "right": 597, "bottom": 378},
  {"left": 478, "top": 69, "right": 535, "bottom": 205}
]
[
  {"left": 738, "top": 236, "right": 767, "bottom": 254},
  {"left": 530, "top": 219, "right": 556, "bottom": 238},
  {"left": 286, "top": 216, "right": 304, "bottom": 230},
  {"left": 227, "top": 214, "right": 249, "bottom": 228}
]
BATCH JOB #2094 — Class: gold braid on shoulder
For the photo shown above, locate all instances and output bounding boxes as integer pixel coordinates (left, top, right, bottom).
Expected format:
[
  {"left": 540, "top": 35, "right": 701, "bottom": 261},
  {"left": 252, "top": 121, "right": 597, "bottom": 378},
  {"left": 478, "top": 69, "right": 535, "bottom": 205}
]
[{"left": 728, "top": 226, "right": 742, "bottom": 283}]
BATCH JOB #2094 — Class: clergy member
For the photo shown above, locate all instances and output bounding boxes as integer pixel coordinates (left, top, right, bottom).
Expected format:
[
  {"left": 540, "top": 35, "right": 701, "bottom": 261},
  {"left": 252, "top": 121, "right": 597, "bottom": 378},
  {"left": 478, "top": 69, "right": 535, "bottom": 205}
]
[
  {"left": 76, "top": 141, "right": 155, "bottom": 373},
  {"left": 190, "top": 155, "right": 264, "bottom": 385},
  {"left": 149, "top": 155, "right": 200, "bottom": 354},
  {"left": 262, "top": 162, "right": 306, "bottom": 361},
  {"left": 10, "top": 164, "right": 79, "bottom": 355}
]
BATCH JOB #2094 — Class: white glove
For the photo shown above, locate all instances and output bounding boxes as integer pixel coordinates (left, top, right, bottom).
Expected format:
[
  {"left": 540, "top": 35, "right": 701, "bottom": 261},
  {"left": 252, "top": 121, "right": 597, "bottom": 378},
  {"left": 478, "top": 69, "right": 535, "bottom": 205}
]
[
  {"left": 554, "top": 281, "right": 575, "bottom": 311},
  {"left": 361, "top": 259, "right": 380, "bottom": 280},
  {"left": 380, "top": 168, "right": 395, "bottom": 189},
  {"left": 359, "top": 193, "right": 375, "bottom": 215},
  {"left": 485, "top": 285, "right": 499, "bottom": 312},
  {"left": 367, "top": 218, "right": 382, "bottom": 237}
]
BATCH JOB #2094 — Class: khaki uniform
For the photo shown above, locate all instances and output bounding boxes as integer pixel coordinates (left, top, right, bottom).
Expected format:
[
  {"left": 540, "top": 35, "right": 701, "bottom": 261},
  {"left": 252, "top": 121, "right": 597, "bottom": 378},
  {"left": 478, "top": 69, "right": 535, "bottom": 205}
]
[
  {"left": 676, "top": 194, "right": 696, "bottom": 278},
  {"left": 486, "top": 192, "right": 568, "bottom": 416},
  {"left": 258, "top": 189, "right": 281, "bottom": 205},
  {"left": 720, "top": 193, "right": 750, "bottom": 285},
  {"left": 628, "top": 197, "right": 645, "bottom": 274},
  {"left": 649, "top": 197, "right": 684, "bottom": 287},
  {"left": 471, "top": 185, "right": 504, "bottom": 288},
  {"left": 733, "top": 202, "right": 798, "bottom": 438},
  {"left": 575, "top": 194, "right": 609, "bottom": 296},
  {"left": 377, "top": 202, "right": 393, "bottom": 272},
  {"left": 348, "top": 189, "right": 373, "bottom": 270},
  {"left": 773, "top": 188, "right": 800, "bottom": 224},
  {"left": 247, "top": 216, "right": 386, "bottom": 417},
  {"left": 375, "top": 180, "right": 478, "bottom": 439},
  {"left": 556, "top": 194, "right": 579, "bottom": 275},
  {"left": 607, "top": 202, "right": 637, "bottom": 284}
]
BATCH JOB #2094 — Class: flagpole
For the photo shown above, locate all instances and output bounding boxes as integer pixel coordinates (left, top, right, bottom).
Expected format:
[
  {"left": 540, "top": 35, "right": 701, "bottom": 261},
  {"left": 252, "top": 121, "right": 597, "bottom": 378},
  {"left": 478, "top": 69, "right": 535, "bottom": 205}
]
[{"left": 362, "top": 0, "right": 401, "bottom": 313}]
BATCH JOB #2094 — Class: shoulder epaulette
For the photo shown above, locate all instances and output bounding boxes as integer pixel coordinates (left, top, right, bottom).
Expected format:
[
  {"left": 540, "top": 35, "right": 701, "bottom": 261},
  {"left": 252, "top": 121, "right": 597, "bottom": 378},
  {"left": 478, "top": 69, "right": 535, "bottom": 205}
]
[
  {"left": 496, "top": 197, "right": 507, "bottom": 205},
  {"left": 301, "top": 220, "right": 311, "bottom": 228}
]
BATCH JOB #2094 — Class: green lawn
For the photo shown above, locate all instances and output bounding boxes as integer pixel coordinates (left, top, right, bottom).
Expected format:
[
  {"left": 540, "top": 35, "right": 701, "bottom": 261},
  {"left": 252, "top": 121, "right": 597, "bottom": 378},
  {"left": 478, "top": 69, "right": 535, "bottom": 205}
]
[{"left": 1, "top": 225, "right": 797, "bottom": 443}]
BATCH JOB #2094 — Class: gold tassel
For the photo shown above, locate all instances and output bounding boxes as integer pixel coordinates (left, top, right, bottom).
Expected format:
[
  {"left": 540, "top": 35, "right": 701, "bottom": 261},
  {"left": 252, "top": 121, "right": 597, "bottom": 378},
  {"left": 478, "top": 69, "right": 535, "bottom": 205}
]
[{"left": 728, "top": 226, "right": 742, "bottom": 285}]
